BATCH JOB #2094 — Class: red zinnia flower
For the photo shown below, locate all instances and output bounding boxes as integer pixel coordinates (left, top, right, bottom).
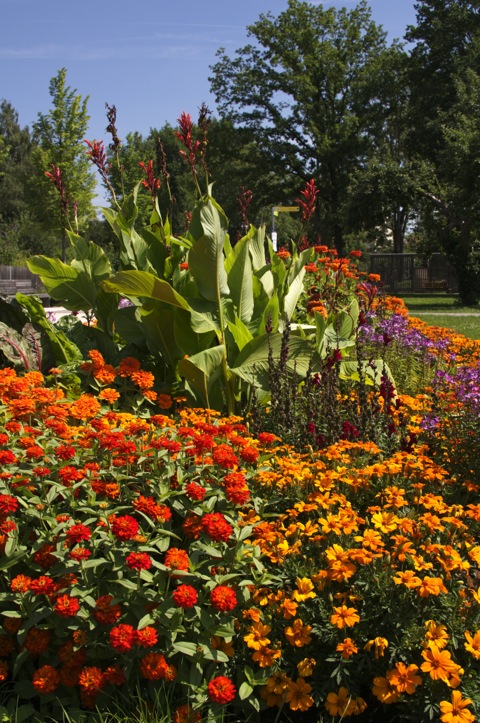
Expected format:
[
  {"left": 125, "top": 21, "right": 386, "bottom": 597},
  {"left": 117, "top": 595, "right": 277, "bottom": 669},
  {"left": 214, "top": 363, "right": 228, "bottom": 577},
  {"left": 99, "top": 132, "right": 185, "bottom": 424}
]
[
  {"left": 207, "top": 675, "right": 236, "bottom": 704},
  {"left": 66, "top": 523, "right": 92, "bottom": 545},
  {"left": 172, "top": 584, "right": 198, "bottom": 609},
  {"left": 54, "top": 594, "right": 80, "bottom": 618},
  {"left": 136, "top": 626, "right": 158, "bottom": 648},
  {"left": 140, "top": 652, "right": 169, "bottom": 680},
  {"left": 111, "top": 515, "right": 139, "bottom": 540},
  {"left": 109, "top": 624, "right": 136, "bottom": 653},
  {"left": 185, "top": 482, "right": 207, "bottom": 501},
  {"left": 0, "top": 494, "right": 18, "bottom": 515},
  {"left": 103, "top": 665, "right": 126, "bottom": 685},
  {"left": 93, "top": 595, "right": 121, "bottom": 624},
  {"left": 30, "top": 576, "right": 55, "bottom": 596},
  {"left": 210, "top": 585, "right": 237, "bottom": 612},
  {"left": 78, "top": 666, "right": 105, "bottom": 693},
  {"left": 212, "top": 444, "right": 239, "bottom": 469},
  {"left": 202, "top": 512, "right": 233, "bottom": 542},
  {"left": 126, "top": 552, "right": 152, "bottom": 571},
  {"left": 164, "top": 547, "right": 190, "bottom": 573},
  {"left": 33, "top": 664, "right": 60, "bottom": 694}
]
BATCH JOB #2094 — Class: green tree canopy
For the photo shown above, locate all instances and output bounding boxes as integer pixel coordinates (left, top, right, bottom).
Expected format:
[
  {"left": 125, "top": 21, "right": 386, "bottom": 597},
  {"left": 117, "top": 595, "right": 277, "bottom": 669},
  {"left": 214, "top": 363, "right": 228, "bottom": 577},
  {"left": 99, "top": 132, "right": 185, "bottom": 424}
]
[
  {"left": 32, "top": 68, "right": 96, "bottom": 260},
  {"left": 209, "top": 0, "right": 393, "bottom": 254}
]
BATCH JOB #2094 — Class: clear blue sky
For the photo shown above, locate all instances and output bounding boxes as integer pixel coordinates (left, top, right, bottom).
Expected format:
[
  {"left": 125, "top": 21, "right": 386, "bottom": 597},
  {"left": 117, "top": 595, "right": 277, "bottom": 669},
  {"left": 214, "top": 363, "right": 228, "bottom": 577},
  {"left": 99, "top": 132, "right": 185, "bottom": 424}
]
[{"left": 1, "top": 0, "right": 417, "bottom": 146}]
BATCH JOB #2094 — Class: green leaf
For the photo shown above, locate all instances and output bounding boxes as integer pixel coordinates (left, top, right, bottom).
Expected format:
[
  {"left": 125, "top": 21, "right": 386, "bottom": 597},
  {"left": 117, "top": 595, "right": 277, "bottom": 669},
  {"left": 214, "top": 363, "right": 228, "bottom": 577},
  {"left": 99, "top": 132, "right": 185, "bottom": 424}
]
[
  {"left": 14, "top": 294, "right": 82, "bottom": 364},
  {"left": 177, "top": 346, "right": 226, "bottom": 406},
  {"left": 248, "top": 225, "right": 267, "bottom": 271},
  {"left": 239, "top": 681, "right": 254, "bottom": 700},
  {"left": 232, "top": 332, "right": 312, "bottom": 389},
  {"left": 188, "top": 196, "right": 230, "bottom": 302},
  {"left": 226, "top": 317, "right": 254, "bottom": 353},
  {"left": 102, "top": 271, "right": 190, "bottom": 310},
  {"left": 68, "top": 232, "right": 112, "bottom": 280},
  {"left": 172, "top": 641, "right": 198, "bottom": 656},
  {"left": 27, "top": 256, "right": 97, "bottom": 311},
  {"left": 225, "top": 235, "right": 254, "bottom": 323}
]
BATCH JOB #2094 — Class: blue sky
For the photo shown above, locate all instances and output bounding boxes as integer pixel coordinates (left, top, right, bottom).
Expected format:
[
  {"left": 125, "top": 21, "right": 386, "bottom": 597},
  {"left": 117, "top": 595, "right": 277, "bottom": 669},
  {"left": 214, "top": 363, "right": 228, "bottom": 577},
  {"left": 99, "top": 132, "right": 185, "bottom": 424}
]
[{"left": 1, "top": 0, "right": 417, "bottom": 145}]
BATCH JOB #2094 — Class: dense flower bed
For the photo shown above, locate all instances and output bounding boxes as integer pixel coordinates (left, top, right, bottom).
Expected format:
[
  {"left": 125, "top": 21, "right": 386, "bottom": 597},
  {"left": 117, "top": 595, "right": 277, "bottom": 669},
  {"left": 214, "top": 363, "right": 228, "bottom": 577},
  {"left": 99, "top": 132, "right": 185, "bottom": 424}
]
[{"left": 0, "top": 330, "right": 479, "bottom": 722}]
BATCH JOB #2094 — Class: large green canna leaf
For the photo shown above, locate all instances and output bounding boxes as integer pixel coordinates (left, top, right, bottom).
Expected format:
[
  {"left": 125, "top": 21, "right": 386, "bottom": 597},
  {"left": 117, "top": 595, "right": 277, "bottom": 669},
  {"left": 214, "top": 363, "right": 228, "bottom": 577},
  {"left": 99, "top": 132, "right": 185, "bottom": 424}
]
[
  {"left": 102, "top": 271, "right": 190, "bottom": 311},
  {"left": 231, "top": 332, "right": 312, "bottom": 390},
  {"left": 67, "top": 232, "right": 112, "bottom": 280},
  {"left": 226, "top": 317, "right": 253, "bottom": 354},
  {"left": 27, "top": 257, "right": 98, "bottom": 312},
  {"left": 225, "top": 236, "right": 254, "bottom": 323},
  {"left": 340, "top": 359, "right": 396, "bottom": 389},
  {"left": 140, "top": 302, "right": 182, "bottom": 376},
  {"left": 187, "top": 196, "right": 230, "bottom": 303},
  {"left": 177, "top": 346, "right": 226, "bottom": 408},
  {"left": 248, "top": 225, "right": 267, "bottom": 271}
]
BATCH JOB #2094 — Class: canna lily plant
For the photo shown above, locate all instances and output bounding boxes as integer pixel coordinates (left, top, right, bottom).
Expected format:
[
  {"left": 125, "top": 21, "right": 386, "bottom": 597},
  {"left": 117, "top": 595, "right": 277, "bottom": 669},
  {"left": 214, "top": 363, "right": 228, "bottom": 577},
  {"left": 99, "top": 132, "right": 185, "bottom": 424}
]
[{"left": 26, "top": 108, "right": 365, "bottom": 415}]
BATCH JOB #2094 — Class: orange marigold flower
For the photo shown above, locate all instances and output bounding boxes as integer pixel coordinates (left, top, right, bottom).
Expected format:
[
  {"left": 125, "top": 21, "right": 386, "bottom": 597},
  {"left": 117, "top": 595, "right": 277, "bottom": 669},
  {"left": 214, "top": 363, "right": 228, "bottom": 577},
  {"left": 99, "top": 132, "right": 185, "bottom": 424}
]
[
  {"left": 207, "top": 675, "right": 236, "bottom": 704},
  {"left": 292, "top": 577, "right": 316, "bottom": 602},
  {"left": 425, "top": 620, "right": 449, "bottom": 650},
  {"left": 297, "top": 658, "right": 316, "bottom": 677},
  {"left": 439, "top": 690, "right": 475, "bottom": 723},
  {"left": 330, "top": 605, "right": 360, "bottom": 629},
  {"left": 325, "top": 687, "right": 356, "bottom": 717},
  {"left": 421, "top": 645, "right": 462, "bottom": 685},
  {"left": 244, "top": 621, "right": 272, "bottom": 650},
  {"left": 33, "top": 664, "right": 60, "bottom": 694},
  {"left": 387, "top": 662, "right": 422, "bottom": 694},
  {"left": 285, "top": 618, "right": 313, "bottom": 647},
  {"left": 336, "top": 637, "right": 358, "bottom": 659},
  {"left": 464, "top": 631, "right": 480, "bottom": 660},
  {"left": 364, "top": 637, "right": 388, "bottom": 658},
  {"left": 372, "top": 676, "right": 400, "bottom": 704},
  {"left": 286, "top": 677, "right": 314, "bottom": 712}
]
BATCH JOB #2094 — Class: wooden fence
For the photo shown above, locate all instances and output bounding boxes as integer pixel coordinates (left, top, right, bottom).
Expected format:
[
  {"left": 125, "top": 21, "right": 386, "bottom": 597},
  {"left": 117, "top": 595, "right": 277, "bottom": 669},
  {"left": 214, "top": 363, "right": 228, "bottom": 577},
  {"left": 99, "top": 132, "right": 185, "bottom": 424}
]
[{"left": 0, "top": 265, "right": 50, "bottom": 303}]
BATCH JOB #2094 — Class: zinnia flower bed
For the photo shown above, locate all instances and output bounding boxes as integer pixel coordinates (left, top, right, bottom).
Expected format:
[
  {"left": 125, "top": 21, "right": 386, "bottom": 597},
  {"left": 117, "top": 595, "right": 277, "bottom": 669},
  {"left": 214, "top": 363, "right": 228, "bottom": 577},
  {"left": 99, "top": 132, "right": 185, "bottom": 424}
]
[{"left": 0, "top": 344, "right": 479, "bottom": 721}]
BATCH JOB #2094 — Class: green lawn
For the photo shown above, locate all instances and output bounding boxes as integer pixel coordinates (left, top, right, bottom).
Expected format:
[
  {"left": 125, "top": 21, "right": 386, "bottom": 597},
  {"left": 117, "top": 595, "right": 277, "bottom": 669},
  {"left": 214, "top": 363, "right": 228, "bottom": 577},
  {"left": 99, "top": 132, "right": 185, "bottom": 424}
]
[{"left": 400, "top": 295, "right": 480, "bottom": 340}]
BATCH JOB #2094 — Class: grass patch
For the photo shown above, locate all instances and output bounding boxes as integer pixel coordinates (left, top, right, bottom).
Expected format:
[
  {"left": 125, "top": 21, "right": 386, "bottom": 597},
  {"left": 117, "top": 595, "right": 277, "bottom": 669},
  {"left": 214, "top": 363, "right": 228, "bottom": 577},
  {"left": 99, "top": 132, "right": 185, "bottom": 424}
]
[{"left": 400, "top": 294, "right": 480, "bottom": 312}]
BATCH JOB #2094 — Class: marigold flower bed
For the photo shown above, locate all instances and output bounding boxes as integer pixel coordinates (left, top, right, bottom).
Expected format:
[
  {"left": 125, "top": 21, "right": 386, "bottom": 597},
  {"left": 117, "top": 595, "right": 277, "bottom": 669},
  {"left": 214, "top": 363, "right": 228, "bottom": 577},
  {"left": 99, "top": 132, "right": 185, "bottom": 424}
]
[{"left": 0, "top": 362, "right": 479, "bottom": 721}]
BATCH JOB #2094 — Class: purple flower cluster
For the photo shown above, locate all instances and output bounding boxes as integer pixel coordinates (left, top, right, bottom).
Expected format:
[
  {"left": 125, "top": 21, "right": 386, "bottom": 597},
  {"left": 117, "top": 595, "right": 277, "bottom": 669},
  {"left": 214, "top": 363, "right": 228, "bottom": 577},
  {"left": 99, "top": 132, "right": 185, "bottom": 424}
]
[{"left": 358, "top": 312, "right": 450, "bottom": 359}]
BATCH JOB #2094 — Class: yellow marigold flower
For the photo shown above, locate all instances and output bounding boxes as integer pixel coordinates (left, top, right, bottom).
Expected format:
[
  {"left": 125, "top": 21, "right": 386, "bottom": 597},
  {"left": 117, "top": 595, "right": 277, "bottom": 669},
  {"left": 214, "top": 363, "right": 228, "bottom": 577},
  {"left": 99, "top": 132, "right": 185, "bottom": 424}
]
[
  {"left": 424, "top": 620, "right": 449, "bottom": 650},
  {"left": 387, "top": 662, "right": 422, "bottom": 695},
  {"left": 464, "top": 630, "right": 480, "bottom": 659},
  {"left": 439, "top": 690, "right": 475, "bottom": 723},
  {"left": 336, "top": 637, "right": 358, "bottom": 659},
  {"left": 284, "top": 619, "right": 313, "bottom": 647},
  {"left": 364, "top": 637, "right": 388, "bottom": 658},
  {"left": 393, "top": 570, "right": 421, "bottom": 588},
  {"left": 244, "top": 622, "right": 271, "bottom": 651},
  {"left": 330, "top": 605, "right": 360, "bottom": 629},
  {"left": 297, "top": 658, "right": 316, "bottom": 677},
  {"left": 286, "top": 678, "right": 314, "bottom": 712},
  {"left": 292, "top": 577, "right": 316, "bottom": 602}
]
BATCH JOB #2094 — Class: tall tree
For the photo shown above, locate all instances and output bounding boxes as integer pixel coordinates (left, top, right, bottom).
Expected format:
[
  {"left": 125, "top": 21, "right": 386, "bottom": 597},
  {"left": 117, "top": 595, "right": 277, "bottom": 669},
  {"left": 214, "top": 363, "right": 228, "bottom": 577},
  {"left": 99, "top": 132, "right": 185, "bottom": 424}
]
[
  {"left": 32, "top": 68, "right": 96, "bottom": 260},
  {"left": 209, "top": 0, "right": 391, "bottom": 254},
  {"left": 0, "top": 101, "right": 38, "bottom": 263},
  {"left": 407, "top": 1, "right": 480, "bottom": 302}
]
